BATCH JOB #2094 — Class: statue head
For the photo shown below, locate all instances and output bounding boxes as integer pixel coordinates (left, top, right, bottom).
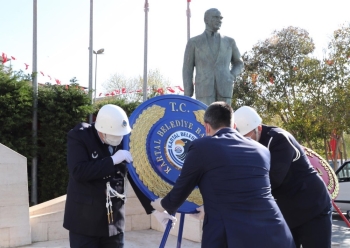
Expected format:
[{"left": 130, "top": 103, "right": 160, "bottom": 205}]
[{"left": 204, "top": 8, "right": 222, "bottom": 32}]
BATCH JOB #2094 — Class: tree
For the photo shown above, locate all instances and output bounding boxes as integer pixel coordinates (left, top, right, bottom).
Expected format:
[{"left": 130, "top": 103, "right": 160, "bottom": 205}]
[
  {"left": 322, "top": 22, "right": 350, "bottom": 167},
  {"left": 36, "top": 84, "right": 93, "bottom": 202},
  {"left": 0, "top": 67, "right": 33, "bottom": 160},
  {"left": 102, "top": 69, "right": 171, "bottom": 102},
  {"left": 232, "top": 26, "right": 349, "bottom": 158},
  {"left": 69, "top": 77, "right": 78, "bottom": 84}
]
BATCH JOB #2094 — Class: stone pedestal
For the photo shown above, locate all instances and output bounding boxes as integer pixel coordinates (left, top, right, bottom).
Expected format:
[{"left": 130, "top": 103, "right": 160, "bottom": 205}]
[{"left": 0, "top": 143, "right": 31, "bottom": 247}]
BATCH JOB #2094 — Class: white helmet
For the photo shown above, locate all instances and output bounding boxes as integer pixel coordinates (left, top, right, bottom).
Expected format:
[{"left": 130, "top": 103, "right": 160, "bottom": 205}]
[
  {"left": 95, "top": 104, "right": 131, "bottom": 136},
  {"left": 234, "top": 106, "right": 262, "bottom": 135}
]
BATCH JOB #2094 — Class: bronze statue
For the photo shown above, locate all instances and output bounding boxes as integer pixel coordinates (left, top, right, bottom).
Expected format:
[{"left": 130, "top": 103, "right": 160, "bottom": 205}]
[{"left": 183, "top": 8, "right": 244, "bottom": 106}]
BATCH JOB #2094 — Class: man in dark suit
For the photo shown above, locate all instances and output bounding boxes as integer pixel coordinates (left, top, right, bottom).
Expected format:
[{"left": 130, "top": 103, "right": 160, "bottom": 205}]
[
  {"left": 183, "top": 8, "right": 244, "bottom": 106},
  {"left": 63, "top": 104, "right": 176, "bottom": 248},
  {"left": 234, "top": 106, "right": 332, "bottom": 248},
  {"left": 151, "top": 102, "right": 295, "bottom": 248}
]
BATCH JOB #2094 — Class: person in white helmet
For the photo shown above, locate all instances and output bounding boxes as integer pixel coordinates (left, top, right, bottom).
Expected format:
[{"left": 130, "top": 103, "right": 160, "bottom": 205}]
[
  {"left": 63, "top": 104, "right": 176, "bottom": 248},
  {"left": 234, "top": 106, "right": 332, "bottom": 248}
]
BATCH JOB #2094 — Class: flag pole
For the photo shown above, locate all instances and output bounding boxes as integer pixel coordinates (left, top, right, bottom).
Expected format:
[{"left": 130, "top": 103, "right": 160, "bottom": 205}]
[
  {"left": 186, "top": 0, "right": 191, "bottom": 41},
  {"left": 31, "top": 0, "right": 38, "bottom": 205},
  {"left": 142, "top": 0, "right": 149, "bottom": 102}
]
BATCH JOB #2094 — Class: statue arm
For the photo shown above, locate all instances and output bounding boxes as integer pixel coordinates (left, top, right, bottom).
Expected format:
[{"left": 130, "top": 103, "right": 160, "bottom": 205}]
[
  {"left": 230, "top": 39, "right": 244, "bottom": 78},
  {"left": 182, "top": 40, "right": 195, "bottom": 97}
]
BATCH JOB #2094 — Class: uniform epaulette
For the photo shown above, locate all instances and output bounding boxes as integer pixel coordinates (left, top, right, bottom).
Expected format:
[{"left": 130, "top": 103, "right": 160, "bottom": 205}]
[{"left": 74, "top": 122, "right": 91, "bottom": 131}]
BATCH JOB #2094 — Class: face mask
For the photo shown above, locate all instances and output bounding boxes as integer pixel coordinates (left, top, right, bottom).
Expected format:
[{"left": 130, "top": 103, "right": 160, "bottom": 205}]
[
  {"left": 244, "top": 128, "right": 259, "bottom": 141},
  {"left": 104, "top": 134, "right": 123, "bottom": 146}
]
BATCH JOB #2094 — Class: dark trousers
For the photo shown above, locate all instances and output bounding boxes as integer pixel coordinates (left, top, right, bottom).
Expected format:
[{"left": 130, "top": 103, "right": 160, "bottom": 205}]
[
  {"left": 69, "top": 231, "right": 124, "bottom": 248},
  {"left": 291, "top": 205, "right": 332, "bottom": 248}
]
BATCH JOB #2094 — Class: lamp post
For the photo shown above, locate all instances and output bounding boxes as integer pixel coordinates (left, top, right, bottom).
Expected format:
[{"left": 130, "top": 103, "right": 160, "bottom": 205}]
[
  {"left": 93, "top": 48, "right": 104, "bottom": 101},
  {"left": 88, "top": 0, "right": 93, "bottom": 124}
]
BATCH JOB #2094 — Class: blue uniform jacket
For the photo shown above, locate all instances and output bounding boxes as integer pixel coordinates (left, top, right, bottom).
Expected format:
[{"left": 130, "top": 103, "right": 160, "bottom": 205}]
[
  {"left": 63, "top": 123, "right": 153, "bottom": 237},
  {"left": 259, "top": 125, "right": 331, "bottom": 228},
  {"left": 161, "top": 128, "right": 295, "bottom": 248}
]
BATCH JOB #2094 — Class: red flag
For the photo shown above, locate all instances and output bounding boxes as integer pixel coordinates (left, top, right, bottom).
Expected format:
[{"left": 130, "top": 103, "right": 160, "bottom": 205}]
[
  {"left": 136, "top": 89, "right": 142, "bottom": 93},
  {"left": 10, "top": 56, "right": 16, "bottom": 60},
  {"left": 99, "top": 93, "right": 102, "bottom": 96},
  {"left": 105, "top": 93, "right": 110, "bottom": 96},
  {"left": 1, "top": 53, "right": 8, "bottom": 63},
  {"left": 24, "top": 63, "right": 29, "bottom": 70},
  {"left": 175, "top": 86, "right": 184, "bottom": 92},
  {"left": 111, "top": 91, "right": 115, "bottom": 96},
  {"left": 122, "top": 88, "right": 127, "bottom": 94},
  {"left": 157, "top": 88, "right": 164, "bottom": 95},
  {"left": 40, "top": 71, "right": 45, "bottom": 76},
  {"left": 55, "top": 78, "right": 61, "bottom": 85},
  {"left": 167, "top": 87, "right": 175, "bottom": 93}
]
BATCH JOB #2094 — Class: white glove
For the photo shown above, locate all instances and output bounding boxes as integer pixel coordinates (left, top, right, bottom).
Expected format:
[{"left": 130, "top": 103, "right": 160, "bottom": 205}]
[
  {"left": 152, "top": 210, "right": 177, "bottom": 230},
  {"left": 111, "top": 150, "right": 133, "bottom": 164},
  {"left": 151, "top": 198, "right": 165, "bottom": 212},
  {"left": 189, "top": 205, "right": 205, "bottom": 220}
]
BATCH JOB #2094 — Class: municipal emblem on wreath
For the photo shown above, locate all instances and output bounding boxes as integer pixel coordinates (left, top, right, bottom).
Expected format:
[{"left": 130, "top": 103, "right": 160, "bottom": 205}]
[{"left": 123, "top": 95, "right": 207, "bottom": 213}]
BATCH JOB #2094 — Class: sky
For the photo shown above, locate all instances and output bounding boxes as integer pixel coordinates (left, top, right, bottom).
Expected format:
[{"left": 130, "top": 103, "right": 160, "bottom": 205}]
[{"left": 1, "top": 0, "right": 350, "bottom": 96}]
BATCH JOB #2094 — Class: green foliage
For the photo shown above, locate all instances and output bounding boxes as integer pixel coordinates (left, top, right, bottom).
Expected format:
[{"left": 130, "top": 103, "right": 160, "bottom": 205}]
[
  {"left": 233, "top": 25, "right": 350, "bottom": 157},
  {"left": 0, "top": 68, "right": 34, "bottom": 163},
  {"left": 36, "top": 84, "right": 93, "bottom": 202},
  {"left": 0, "top": 65, "right": 150, "bottom": 204}
]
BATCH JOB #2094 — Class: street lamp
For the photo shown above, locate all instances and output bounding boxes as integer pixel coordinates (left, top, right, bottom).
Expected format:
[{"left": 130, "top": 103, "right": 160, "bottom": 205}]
[{"left": 93, "top": 48, "right": 104, "bottom": 101}]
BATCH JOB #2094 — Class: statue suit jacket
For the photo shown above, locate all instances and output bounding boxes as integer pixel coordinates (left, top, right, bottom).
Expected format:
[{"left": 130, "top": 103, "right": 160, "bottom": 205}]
[
  {"left": 182, "top": 31, "right": 243, "bottom": 99},
  {"left": 161, "top": 128, "right": 295, "bottom": 248}
]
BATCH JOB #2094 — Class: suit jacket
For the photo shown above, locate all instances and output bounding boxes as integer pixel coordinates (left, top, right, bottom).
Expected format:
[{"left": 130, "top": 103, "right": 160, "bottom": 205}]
[
  {"left": 63, "top": 123, "right": 153, "bottom": 237},
  {"left": 182, "top": 31, "right": 243, "bottom": 99},
  {"left": 259, "top": 125, "right": 331, "bottom": 229},
  {"left": 161, "top": 128, "right": 295, "bottom": 248}
]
